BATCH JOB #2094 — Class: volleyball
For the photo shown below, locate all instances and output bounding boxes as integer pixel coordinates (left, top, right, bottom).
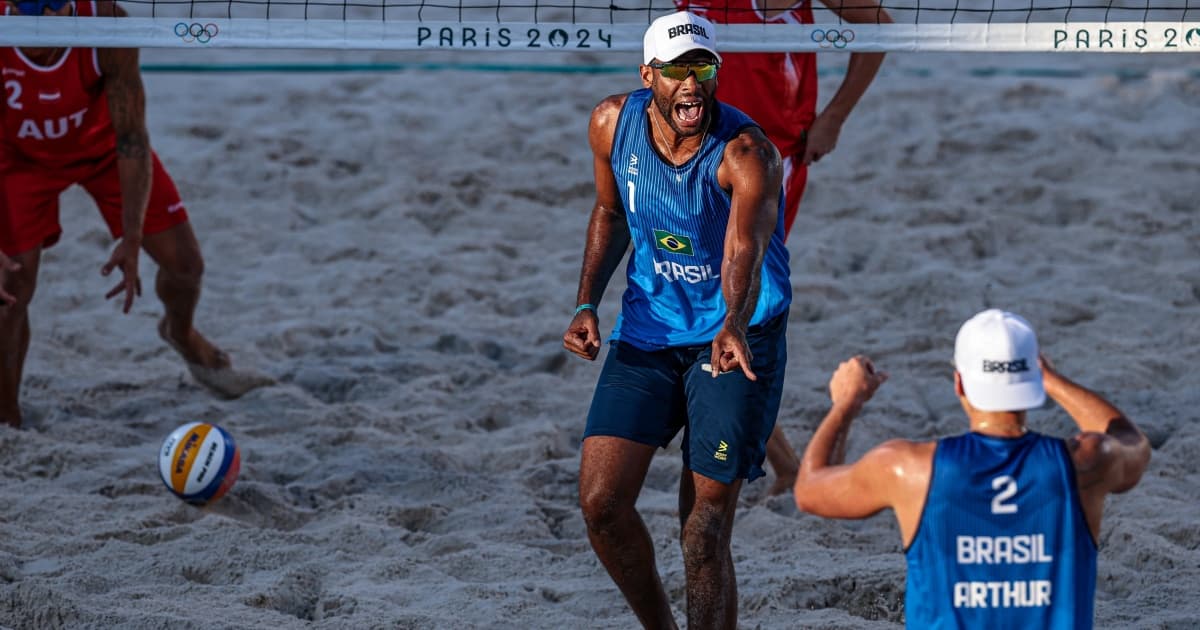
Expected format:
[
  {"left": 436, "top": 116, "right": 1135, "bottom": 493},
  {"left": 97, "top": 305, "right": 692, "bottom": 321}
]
[{"left": 158, "top": 422, "right": 241, "bottom": 506}]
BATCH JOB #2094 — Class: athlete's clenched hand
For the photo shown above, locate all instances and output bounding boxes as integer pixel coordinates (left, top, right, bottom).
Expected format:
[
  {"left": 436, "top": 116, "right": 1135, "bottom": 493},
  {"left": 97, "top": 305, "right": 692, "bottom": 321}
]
[
  {"left": 563, "top": 310, "right": 602, "bottom": 360},
  {"left": 829, "top": 355, "right": 887, "bottom": 407}
]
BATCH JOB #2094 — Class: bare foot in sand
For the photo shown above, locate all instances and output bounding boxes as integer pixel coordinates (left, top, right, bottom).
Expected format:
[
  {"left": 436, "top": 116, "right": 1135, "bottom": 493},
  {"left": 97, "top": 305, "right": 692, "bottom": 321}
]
[
  {"left": 159, "top": 318, "right": 230, "bottom": 370},
  {"left": 158, "top": 318, "right": 274, "bottom": 399}
]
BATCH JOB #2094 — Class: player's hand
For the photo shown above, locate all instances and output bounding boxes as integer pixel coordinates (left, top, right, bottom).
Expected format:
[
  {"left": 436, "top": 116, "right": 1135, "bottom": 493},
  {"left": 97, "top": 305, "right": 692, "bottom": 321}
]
[
  {"left": 0, "top": 252, "right": 20, "bottom": 307},
  {"left": 829, "top": 355, "right": 887, "bottom": 406},
  {"left": 1037, "top": 353, "right": 1064, "bottom": 396},
  {"left": 801, "top": 112, "right": 843, "bottom": 166},
  {"left": 1038, "top": 353, "right": 1057, "bottom": 375},
  {"left": 563, "top": 309, "right": 602, "bottom": 360},
  {"left": 711, "top": 325, "right": 755, "bottom": 381},
  {"left": 101, "top": 237, "right": 142, "bottom": 314}
]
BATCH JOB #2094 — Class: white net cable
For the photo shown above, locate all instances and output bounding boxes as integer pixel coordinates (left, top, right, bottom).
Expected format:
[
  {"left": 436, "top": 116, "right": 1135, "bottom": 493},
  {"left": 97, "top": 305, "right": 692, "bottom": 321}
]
[{"left": 1, "top": 0, "right": 1198, "bottom": 51}]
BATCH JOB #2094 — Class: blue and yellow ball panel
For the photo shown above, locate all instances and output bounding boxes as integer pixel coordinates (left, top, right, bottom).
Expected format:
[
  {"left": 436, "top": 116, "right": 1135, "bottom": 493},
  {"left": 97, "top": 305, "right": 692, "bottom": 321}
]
[{"left": 158, "top": 422, "right": 241, "bottom": 506}]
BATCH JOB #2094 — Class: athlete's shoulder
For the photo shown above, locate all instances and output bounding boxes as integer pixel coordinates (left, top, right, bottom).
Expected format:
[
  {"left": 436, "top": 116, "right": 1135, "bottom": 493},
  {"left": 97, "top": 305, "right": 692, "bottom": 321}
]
[
  {"left": 590, "top": 93, "right": 630, "bottom": 134},
  {"left": 835, "top": 438, "right": 934, "bottom": 490},
  {"left": 721, "top": 123, "right": 778, "bottom": 169},
  {"left": 591, "top": 93, "right": 629, "bottom": 122},
  {"left": 880, "top": 437, "right": 937, "bottom": 452},
  {"left": 873, "top": 438, "right": 937, "bottom": 468},
  {"left": 589, "top": 93, "right": 630, "bottom": 155}
]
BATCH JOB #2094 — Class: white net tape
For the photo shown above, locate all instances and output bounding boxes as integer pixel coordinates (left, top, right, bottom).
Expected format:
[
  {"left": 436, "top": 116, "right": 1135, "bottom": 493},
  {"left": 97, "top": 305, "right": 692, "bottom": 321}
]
[{"left": 1, "top": 0, "right": 1198, "bottom": 51}]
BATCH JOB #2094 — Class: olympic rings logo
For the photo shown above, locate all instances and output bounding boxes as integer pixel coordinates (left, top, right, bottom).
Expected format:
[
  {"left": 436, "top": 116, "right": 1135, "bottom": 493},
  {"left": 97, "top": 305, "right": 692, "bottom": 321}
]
[
  {"left": 811, "top": 28, "right": 855, "bottom": 49},
  {"left": 174, "top": 22, "right": 219, "bottom": 44}
]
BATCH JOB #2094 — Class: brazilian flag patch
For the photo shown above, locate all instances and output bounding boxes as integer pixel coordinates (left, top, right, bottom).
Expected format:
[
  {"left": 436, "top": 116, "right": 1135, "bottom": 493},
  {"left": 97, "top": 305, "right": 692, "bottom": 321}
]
[{"left": 653, "top": 229, "right": 695, "bottom": 256}]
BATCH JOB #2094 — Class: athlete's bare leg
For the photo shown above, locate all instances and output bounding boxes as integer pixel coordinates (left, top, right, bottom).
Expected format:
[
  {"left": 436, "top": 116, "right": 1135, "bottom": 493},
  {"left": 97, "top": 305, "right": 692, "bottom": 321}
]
[
  {"left": 579, "top": 436, "right": 678, "bottom": 630},
  {"left": 679, "top": 468, "right": 741, "bottom": 629},
  {"left": 141, "top": 222, "right": 272, "bottom": 398},
  {"left": 765, "top": 426, "right": 801, "bottom": 495},
  {"left": 140, "top": 222, "right": 228, "bottom": 369},
  {"left": 0, "top": 249, "right": 42, "bottom": 428}
]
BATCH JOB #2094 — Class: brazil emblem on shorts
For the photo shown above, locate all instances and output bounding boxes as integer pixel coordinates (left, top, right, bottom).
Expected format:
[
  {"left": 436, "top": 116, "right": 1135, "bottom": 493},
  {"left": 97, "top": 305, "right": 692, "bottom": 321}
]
[{"left": 653, "top": 229, "right": 695, "bottom": 256}]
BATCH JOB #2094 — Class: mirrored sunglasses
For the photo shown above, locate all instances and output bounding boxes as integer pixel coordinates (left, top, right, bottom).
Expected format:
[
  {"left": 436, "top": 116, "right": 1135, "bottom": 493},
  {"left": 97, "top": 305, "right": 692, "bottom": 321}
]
[
  {"left": 648, "top": 61, "right": 719, "bottom": 82},
  {"left": 16, "top": 0, "right": 70, "bottom": 15}
]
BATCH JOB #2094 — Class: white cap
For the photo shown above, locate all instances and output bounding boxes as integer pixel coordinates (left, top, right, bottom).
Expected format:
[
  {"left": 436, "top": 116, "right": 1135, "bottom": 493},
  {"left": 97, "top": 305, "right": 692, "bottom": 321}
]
[
  {"left": 954, "top": 309, "right": 1046, "bottom": 412},
  {"left": 643, "top": 11, "right": 722, "bottom": 65}
]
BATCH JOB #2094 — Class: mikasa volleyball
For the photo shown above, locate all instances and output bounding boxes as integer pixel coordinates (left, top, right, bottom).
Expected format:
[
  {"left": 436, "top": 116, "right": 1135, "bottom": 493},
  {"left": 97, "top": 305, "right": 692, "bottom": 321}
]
[{"left": 158, "top": 422, "right": 241, "bottom": 506}]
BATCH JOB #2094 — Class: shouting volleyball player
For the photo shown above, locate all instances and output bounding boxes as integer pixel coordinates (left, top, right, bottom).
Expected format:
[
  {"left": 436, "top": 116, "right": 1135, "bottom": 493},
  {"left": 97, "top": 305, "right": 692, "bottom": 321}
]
[
  {"left": 793, "top": 309, "right": 1151, "bottom": 628},
  {"left": 563, "top": 11, "right": 791, "bottom": 628},
  {"left": 677, "top": 0, "right": 892, "bottom": 495},
  {"left": 0, "top": 0, "right": 270, "bottom": 428}
]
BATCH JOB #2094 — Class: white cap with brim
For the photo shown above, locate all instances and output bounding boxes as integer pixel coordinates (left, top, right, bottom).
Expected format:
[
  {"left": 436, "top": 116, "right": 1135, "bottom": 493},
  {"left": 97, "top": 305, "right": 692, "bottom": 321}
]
[
  {"left": 954, "top": 309, "right": 1046, "bottom": 412},
  {"left": 643, "top": 11, "right": 722, "bottom": 65}
]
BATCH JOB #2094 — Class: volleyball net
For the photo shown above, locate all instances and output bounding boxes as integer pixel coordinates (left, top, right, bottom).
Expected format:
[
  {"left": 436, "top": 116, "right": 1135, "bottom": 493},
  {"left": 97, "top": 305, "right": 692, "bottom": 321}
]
[{"left": 1, "top": 0, "right": 1198, "bottom": 52}]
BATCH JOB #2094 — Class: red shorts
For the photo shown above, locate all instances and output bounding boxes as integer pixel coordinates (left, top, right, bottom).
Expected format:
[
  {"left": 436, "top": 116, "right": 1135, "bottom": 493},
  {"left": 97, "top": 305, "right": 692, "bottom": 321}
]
[
  {"left": 781, "top": 154, "right": 809, "bottom": 240},
  {"left": 0, "top": 151, "right": 189, "bottom": 256}
]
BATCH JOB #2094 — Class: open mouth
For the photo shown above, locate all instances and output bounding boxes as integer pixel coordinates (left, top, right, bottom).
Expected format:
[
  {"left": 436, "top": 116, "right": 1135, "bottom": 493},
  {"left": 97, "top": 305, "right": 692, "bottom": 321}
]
[{"left": 674, "top": 99, "right": 705, "bottom": 132}]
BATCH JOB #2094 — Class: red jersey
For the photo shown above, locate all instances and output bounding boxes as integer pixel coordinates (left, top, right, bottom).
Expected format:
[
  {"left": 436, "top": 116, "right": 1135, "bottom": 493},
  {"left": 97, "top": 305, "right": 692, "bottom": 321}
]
[
  {"left": 1, "top": 1, "right": 117, "bottom": 168},
  {"left": 676, "top": 0, "right": 817, "bottom": 157}
]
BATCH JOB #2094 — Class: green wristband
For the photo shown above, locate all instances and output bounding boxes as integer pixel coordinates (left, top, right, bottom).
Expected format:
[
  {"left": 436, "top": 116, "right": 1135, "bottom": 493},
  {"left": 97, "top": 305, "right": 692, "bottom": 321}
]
[{"left": 574, "top": 304, "right": 597, "bottom": 315}]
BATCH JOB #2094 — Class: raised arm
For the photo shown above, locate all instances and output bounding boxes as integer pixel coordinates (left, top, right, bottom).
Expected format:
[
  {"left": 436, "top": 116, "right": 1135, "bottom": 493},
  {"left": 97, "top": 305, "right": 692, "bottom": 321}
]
[
  {"left": 562, "top": 95, "right": 632, "bottom": 361},
  {"left": 793, "top": 356, "right": 932, "bottom": 545},
  {"left": 709, "top": 127, "right": 781, "bottom": 379},
  {"left": 1042, "top": 356, "right": 1151, "bottom": 504}
]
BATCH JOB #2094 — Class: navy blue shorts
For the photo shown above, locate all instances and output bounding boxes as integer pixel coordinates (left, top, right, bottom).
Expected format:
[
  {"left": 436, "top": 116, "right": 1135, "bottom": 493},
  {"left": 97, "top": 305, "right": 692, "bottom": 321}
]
[{"left": 583, "top": 312, "right": 787, "bottom": 484}]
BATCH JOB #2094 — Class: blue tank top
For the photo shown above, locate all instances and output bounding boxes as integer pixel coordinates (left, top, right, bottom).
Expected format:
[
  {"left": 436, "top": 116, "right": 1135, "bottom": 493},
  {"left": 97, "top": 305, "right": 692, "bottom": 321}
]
[
  {"left": 608, "top": 88, "right": 791, "bottom": 350},
  {"left": 905, "top": 432, "right": 1097, "bottom": 629}
]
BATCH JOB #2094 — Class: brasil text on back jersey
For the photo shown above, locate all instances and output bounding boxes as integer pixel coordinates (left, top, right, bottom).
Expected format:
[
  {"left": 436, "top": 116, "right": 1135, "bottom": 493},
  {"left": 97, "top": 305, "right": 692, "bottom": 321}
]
[{"left": 905, "top": 431, "right": 1098, "bottom": 629}]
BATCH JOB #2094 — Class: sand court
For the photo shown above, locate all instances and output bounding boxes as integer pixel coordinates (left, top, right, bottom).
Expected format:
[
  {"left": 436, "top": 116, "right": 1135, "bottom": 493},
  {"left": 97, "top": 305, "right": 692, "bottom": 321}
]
[{"left": 0, "top": 49, "right": 1197, "bottom": 628}]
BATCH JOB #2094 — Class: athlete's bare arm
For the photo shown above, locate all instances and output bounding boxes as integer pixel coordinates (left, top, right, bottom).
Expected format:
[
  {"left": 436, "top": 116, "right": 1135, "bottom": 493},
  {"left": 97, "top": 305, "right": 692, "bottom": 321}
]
[
  {"left": 793, "top": 356, "right": 935, "bottom": 546},
  {"left": 705, "top": 127, "right": 781, "bottom": 379},
  {"left": 814, "top": 0, "right": 891, "bottom": 117},
  {"left": 563, "top": 95, "right": 632, "bottom": 361},
  {"left": 1041, "top": 356, "right": 1151, "bottom": 538},
  {"left": 773, "top": 0, "right": 892, "bottom": 164},
  {"left": 94, "top": 2, "right": 151, "bottom": 313}
]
